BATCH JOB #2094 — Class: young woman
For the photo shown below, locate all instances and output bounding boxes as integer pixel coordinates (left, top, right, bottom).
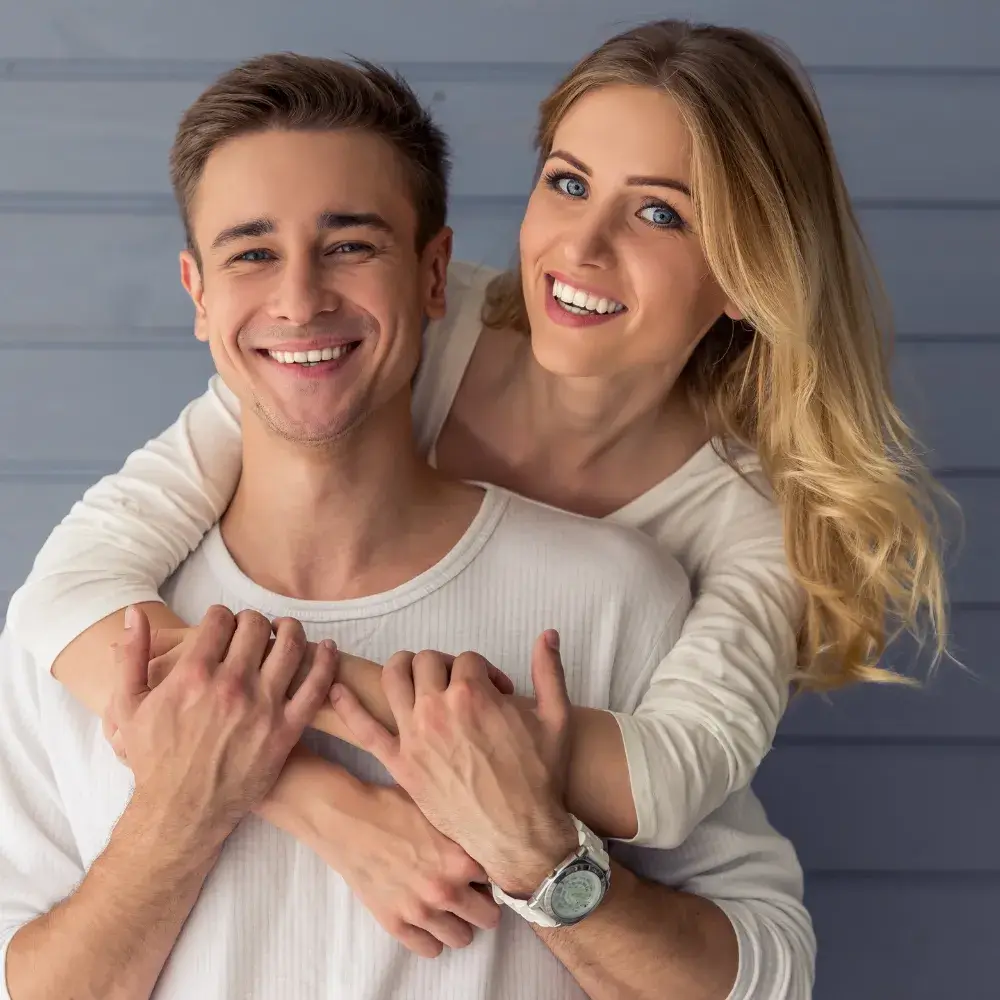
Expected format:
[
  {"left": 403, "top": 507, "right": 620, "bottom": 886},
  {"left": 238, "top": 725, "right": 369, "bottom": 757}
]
[{"left": 8, "top": 17, "right": 946, "bottom": 957}]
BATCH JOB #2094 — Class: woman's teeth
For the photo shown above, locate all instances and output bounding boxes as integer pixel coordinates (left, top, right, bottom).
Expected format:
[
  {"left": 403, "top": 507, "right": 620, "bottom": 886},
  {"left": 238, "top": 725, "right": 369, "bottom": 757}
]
[
  {"left": 267, "top": 344, "right": 354, "bottom": 366},
  {"left": 551, "top": 279, "right": 625, "bottom": 316}
]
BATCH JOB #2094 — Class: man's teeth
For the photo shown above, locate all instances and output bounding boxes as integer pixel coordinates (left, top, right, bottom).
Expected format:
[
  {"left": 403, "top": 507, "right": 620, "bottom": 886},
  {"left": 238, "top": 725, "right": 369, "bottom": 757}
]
[
  {"left": 268, "top": 345, "right": 353, "bottom": 365},
  {"left": 551, "top": 279, "right": 625, "bottom": 316}
]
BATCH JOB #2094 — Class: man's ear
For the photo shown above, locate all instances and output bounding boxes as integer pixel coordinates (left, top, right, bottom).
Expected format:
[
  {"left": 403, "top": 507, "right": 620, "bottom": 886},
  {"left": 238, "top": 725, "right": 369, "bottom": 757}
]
[
  {"left": 180, "top": 249, "right": 209, "bottom": 343},
  {"left": 421, "top": 226, "right": 453, "bottom": 322}
]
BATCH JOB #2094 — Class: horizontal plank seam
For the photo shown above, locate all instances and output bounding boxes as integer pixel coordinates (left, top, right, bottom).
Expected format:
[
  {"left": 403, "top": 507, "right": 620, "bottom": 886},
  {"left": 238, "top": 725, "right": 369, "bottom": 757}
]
[
  {"left": 2, "top": 331, "right": 999, "bottom": 349},
  {"left": 1, "top": 461, "right": 999, "bottom": 482},
  {"left": 2, "top": 59, "right": 1000, "bottom": 83},
  {"left": 0, "top": 192, "right": 997, "bottom": 215},
  {"left": 772, "top": 735, "right": 1000, "bottom": 748}
]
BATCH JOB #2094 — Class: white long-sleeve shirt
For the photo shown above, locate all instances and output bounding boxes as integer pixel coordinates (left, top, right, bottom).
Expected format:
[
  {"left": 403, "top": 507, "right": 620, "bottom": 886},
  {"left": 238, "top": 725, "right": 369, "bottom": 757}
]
[
  {"left": 0, "top": 487, "right": 815, "bottom": 999},
  {"left": 6, "top": 260, "right": 803, "bottom": 850}
]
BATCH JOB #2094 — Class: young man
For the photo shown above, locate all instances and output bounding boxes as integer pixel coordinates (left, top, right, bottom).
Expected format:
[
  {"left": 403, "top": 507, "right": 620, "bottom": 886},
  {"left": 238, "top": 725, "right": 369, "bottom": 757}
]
[{"left": 0, "top": 56, "right": 812, "bottom": 1000}]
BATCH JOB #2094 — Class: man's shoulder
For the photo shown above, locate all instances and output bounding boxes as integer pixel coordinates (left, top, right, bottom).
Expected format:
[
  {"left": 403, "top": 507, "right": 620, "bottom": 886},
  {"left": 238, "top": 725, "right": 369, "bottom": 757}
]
[{"left": 492, "top": 490, "right": 689, "bottom": 604}]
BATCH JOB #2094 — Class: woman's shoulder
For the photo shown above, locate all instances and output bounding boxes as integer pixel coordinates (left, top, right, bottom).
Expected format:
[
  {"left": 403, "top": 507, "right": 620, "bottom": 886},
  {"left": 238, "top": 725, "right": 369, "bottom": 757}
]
[{"left": 615, "top": 440, "right": 783, "bottom": 573}]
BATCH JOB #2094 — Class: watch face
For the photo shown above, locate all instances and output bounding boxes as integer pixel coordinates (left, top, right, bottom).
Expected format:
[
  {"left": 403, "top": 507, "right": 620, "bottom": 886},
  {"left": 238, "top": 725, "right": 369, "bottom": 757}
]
[{"left": 549, "top": 867, "right": 604, "bottom": 922}]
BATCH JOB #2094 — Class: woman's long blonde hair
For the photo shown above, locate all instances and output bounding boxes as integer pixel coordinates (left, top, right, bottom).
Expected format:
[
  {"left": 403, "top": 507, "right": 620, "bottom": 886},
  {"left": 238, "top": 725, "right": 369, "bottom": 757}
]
[{"left": 484, "top": 19, "right": 951, "bottom": 691}]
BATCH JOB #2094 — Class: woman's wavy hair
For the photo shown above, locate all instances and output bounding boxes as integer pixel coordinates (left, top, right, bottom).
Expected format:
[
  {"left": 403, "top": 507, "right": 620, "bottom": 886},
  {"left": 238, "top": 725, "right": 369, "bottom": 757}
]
[{"left": 483, "top": 19, "right": 952, "bottom": 690}]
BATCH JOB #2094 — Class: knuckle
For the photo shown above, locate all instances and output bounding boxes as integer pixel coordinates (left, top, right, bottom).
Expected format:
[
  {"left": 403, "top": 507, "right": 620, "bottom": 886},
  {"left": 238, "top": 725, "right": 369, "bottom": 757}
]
[
  {"left": 273, "top": 623, "right": 307, "bottom": 658},
  {"left": 236, "top": 609, "right": 272, "bottom": 633},
  {"left": 412, "top": 648, "right": 444, "bottom": 667},
  {"left": 204, "top": 604, "right": 235, "bottom": 629},
  {"left": 426, "top": 879, "right": 455, "bottom": 909},
  {"left": 407, "top": 900, "right": 432, "bottom": 925},
  {"left": 214, "top": 671, "right": 249, "bottom": 710},
  {"left": 453, "top": 853, "right": 482, "bottom": 882},
  {"left": 182, "top": 657, "right": 213, "bottom": 690}
]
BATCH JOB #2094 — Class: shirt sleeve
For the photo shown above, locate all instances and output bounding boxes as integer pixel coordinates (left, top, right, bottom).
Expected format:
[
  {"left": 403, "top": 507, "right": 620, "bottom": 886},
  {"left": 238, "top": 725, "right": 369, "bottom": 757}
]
[
  {"left": 5, "top": 376, "right": 243, "bottom": 673},
  {"left": 613, "top": 474, "right": 803, "bottom": 849},
  {"left": 610, "top": 786, "right": 815, "bottom": 1000},
  {"left": 0, "top": 631, "right": 86, "bottom": 1000}
]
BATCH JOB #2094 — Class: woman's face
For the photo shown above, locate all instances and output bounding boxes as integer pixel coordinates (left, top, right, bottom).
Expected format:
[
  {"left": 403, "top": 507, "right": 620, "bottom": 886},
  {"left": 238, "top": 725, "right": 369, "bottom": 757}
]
[{"left": 519, "top": 84, "right": 741, "bottom": 381}]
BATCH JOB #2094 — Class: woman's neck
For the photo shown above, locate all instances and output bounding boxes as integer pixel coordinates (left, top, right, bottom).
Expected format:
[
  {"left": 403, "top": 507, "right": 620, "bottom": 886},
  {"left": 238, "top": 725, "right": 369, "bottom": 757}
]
[{"left": 437, "top": 329, "right": 709, "bottom": 518}]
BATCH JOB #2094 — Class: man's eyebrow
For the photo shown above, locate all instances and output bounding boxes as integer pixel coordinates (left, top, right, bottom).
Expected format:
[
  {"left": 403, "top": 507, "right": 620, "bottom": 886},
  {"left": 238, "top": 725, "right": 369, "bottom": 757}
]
[
  {"left": 211, "top": 217, "right": 275, "bottom": 250},
  {"left": 318, "top": 211, "right": 393, "bottom": 234},
  {"left": 546, "top": 150, "right": 692, "bottom": 198}
]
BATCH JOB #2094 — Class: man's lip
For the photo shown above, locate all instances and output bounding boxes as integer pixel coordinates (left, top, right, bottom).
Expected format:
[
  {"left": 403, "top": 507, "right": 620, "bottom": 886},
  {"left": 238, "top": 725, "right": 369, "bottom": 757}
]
[{"left": 256, "top": 338, "right": 362, "bottom": 352}]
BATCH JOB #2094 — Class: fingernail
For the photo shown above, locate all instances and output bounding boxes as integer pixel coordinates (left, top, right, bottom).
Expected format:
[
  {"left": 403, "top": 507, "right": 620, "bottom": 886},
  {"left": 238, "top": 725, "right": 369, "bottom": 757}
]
[
  {"left": 124, "top": 606, "right": 138, "bottom": 633},
  {"left": 322, "top": 639, "right": 338, "bottom": 652},
  {"left": 545, "top": 629, "right": 560, "bottom": 652},
  {"left": 329, "top": 684, "right": 343, "bottom": 703}
]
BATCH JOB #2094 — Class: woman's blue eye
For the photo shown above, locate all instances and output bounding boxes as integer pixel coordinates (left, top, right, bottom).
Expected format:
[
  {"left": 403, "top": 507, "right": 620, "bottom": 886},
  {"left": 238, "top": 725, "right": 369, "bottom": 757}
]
[
  {"left": 638, "top": 203, "right": 681, "bottom": 228},
  {"left": 556, "top": 175, "right": 587, "bottom": 198}
]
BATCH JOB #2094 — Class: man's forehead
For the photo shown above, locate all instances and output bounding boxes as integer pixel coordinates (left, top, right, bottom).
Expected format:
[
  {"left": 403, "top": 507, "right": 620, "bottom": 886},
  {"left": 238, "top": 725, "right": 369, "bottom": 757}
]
[{"left": 191, "top": 128, "right": 416, "bottom": 237}]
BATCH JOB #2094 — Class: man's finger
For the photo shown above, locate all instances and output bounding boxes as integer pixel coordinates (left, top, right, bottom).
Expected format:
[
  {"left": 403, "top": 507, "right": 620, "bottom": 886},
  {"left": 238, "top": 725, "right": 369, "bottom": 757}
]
[
  {"left": 114, "top": 606, "right": 152, "bottom": 721},
  {"left": 451, "top": 653, "right": 490, "bottom": 685},
  {"left": 262, "top": 618, "right": 309, "bottom": 695},
  {"left": 412, "top": 649, "right": 451, "bottom": 698},
  {"left": 485, "top": 664, "right": 515, "bottom": 695},
  {"left": 186, "top": 605, "right": 238, "bottom": 670},
  {"left": 329, "top": 683, "right": 400, "bottom": 767},
  {"left": 382, "top": 650, "right": 418, "bottom": 723},
  {"left": 285, "top": 639, "right": 339, "bottom": 732},
  {"left": 530, "top": 630, "right": 570, "bottom": 727},
  {"left": 223, "top": 609, "right": 275, "bottom": 680}
]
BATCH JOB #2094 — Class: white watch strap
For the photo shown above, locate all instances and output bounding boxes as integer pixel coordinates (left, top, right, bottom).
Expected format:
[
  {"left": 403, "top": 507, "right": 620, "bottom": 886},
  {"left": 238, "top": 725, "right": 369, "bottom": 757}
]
[{"left": 489, "top": 817, "right": 609, "bottom": 926}]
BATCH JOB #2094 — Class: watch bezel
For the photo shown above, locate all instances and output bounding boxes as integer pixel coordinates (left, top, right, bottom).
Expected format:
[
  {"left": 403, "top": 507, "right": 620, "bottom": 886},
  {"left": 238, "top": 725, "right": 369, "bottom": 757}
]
[{"left": 535, "top": 855, "right": 611, "bottom": 925}]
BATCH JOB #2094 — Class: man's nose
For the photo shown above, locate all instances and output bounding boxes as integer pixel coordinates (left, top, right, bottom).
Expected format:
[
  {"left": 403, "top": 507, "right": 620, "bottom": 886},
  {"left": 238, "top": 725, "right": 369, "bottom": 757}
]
[{"left": 269, "top": 256, "right": 338, "bottom": 326}]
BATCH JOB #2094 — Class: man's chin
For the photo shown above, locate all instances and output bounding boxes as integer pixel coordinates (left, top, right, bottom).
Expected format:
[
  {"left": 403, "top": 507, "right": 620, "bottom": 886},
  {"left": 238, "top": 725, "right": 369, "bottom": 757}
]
[{"left": 250, "top": 399, "right": 362, "bottom": 448}]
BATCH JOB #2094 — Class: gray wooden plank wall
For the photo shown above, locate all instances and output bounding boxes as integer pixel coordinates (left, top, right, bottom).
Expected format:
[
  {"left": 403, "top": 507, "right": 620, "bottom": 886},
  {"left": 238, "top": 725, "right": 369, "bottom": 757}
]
[{"left": 0, "top": 3, "right": 996, "bottom": 997}]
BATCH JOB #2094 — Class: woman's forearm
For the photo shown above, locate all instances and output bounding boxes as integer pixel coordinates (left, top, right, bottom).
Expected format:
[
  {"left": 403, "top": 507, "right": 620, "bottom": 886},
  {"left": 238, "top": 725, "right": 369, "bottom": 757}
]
[{"left": 55, "top": 605, "right": 638, "bottom": 840}]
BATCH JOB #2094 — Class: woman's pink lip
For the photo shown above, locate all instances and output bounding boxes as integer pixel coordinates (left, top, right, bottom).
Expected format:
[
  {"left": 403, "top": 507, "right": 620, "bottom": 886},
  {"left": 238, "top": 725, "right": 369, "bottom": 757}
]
[
  {"left": 546, "top": 271, "right": 625, "bottom": 307},
  {"left": 543, "top": 282, "right": 623, "bottom": 328}
]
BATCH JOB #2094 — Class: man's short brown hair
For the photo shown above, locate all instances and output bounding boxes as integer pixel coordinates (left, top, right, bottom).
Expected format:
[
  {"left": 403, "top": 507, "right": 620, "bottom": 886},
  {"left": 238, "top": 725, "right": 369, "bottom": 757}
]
[{"left": 169, "top": 53, "right": 450, "bottom": 254}]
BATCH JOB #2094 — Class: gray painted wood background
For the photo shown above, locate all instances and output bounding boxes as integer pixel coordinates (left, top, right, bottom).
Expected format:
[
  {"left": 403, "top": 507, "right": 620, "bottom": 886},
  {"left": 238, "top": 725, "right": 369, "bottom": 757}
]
[{"left": 0, "top": 2, "right": 996, "bottom": 996}]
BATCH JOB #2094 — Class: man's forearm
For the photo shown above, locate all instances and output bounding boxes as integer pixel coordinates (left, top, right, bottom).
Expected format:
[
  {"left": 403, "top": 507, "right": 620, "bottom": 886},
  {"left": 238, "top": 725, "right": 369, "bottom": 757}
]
[
  {"left": 6, "top": 794, "right": 217, "bottom": 1000},
  {"left": 536, "top": 861, "right": 738, "bottom": 1000}
]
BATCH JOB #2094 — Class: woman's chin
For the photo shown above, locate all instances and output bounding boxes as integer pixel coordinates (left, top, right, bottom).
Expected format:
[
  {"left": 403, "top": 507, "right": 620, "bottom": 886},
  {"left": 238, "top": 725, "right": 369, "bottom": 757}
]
[{"left": 528, "top": 327, "right": 614, "bottom": 380}]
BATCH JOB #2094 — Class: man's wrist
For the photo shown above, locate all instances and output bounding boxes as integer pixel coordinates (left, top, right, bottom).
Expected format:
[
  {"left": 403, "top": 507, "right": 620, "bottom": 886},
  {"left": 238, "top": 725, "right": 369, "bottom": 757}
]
[
  {"left": 123, "top": 789, "right": 230, "bottom": 876},
  {"left": 488, "top": 811, "right": 579, "bottom": 898}
]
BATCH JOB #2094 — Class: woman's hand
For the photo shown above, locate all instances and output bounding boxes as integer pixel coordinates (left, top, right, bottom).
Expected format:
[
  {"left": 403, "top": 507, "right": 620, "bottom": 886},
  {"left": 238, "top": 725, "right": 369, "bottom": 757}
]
[
  {"left": 320, "top": 782, "right": 501, "bottom": 957},
  {"left": 259, "top": 746, "right": 501, "bottom": 958}
]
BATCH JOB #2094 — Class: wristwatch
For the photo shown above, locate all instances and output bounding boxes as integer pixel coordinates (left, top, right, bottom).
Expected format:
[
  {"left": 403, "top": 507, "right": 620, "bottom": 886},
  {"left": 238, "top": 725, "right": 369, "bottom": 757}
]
[{"left": 490, "top": 816, "right": 611, "bottom": 927}]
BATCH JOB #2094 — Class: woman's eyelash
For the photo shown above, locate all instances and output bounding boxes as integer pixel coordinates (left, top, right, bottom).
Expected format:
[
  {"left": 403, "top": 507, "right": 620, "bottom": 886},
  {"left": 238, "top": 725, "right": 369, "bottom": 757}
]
[
  {"left": 637, "top": 200, "right": 686, "bottom": 231},
  {"left": 543, "top": 169, "right": 686, "bottom": 230}
]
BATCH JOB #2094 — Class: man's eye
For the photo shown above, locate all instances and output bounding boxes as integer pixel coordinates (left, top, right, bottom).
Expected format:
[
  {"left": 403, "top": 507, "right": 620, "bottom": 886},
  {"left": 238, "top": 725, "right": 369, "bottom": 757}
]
[
  {"left": 329, "top": 242, "right": 374, "bottom": 255},
  {"left": 234, "top": 249, "right": 273, "bottom": 263}
]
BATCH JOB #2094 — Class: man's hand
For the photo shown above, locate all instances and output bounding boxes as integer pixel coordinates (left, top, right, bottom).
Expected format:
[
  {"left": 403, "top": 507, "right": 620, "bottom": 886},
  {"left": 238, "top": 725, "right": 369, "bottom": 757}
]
[
  {"left": 330, "top": 631, "right": 578, "bottom": 895},
  {"left": 110, "top": 604, "right": 338, "bottom": 851}
]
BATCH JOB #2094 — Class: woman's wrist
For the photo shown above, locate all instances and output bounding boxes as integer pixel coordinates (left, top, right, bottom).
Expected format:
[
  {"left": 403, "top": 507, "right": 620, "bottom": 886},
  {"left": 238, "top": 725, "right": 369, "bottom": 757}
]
[{"left": 253, "top": 747, "right": 372, "bottom": 856}]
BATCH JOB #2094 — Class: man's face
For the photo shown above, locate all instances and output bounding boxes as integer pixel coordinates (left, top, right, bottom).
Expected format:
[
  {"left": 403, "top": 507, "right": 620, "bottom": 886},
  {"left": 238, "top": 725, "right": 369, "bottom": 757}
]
[{"left": 181, "top": 128, "right": 450, "bottom": 445}]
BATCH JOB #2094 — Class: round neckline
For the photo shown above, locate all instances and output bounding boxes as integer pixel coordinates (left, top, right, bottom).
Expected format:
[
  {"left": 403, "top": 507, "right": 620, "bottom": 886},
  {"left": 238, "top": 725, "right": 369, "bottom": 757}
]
[{"left": 198, "top": 485, "right": 510, "bottom": 620}]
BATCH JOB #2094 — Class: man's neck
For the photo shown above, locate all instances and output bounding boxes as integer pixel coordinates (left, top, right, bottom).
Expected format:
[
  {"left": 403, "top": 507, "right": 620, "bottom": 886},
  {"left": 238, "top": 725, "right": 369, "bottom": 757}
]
[{"left": 221, "top": 393, "right": 484, "bottom": 601}]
